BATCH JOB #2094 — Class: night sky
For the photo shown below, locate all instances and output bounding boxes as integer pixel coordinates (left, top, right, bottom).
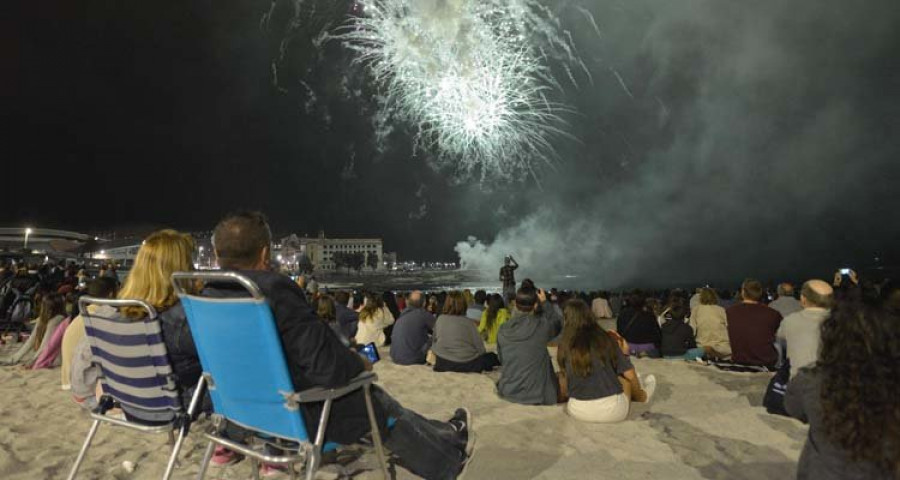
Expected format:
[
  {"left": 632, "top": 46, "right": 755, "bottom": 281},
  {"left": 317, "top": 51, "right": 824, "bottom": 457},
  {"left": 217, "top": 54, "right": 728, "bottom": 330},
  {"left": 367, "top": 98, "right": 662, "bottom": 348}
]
[{"left": 5, "top": 0, "right": 900, "bottom": 286}]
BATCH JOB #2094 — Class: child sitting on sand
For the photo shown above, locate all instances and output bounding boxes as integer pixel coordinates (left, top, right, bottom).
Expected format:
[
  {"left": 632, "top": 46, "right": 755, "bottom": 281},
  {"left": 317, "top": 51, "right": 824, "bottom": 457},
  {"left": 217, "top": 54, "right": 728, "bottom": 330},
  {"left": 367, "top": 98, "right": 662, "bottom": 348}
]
[{"left": 558, "top": 299, "right": 656, "bottom": 423}]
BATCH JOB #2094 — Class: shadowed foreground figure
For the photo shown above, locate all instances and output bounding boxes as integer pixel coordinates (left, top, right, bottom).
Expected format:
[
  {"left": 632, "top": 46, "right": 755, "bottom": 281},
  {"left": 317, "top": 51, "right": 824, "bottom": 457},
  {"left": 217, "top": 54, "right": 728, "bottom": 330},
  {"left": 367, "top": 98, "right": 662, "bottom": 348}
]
[{"left": 785, "top": 300, "right": 899, "bottom": 479}]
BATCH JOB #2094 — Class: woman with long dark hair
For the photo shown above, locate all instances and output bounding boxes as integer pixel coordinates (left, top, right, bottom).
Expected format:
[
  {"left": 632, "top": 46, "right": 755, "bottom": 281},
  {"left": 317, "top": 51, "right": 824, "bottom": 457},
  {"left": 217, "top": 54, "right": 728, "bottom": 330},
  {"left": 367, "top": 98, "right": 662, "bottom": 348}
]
[
  {"left": 559, "top": 300, "right": 656, "bottom": 423},
  {"left": 1, "top": 293, "right": 66, "bottom": 367},
  {"left": 785, "top": 301, "right": 899, "bottom": 479}
]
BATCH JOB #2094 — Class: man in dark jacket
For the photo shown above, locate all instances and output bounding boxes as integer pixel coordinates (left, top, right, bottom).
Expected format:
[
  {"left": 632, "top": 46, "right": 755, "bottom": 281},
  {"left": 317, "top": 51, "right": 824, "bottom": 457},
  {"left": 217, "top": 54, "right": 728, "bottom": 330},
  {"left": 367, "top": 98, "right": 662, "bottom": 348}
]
[
  {"left": 496, "top": 287, "right": 562, "bottom": 405},
  {"left": 208, "top": 211, "right": 475, "bottom": 479}
]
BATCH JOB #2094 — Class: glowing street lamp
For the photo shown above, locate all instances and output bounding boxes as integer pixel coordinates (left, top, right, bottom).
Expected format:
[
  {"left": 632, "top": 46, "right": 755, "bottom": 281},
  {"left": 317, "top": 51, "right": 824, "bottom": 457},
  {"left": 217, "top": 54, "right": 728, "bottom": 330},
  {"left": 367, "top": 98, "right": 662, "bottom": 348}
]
[{"left": 23, "top": 227, "right": 33, "bottom": 250}]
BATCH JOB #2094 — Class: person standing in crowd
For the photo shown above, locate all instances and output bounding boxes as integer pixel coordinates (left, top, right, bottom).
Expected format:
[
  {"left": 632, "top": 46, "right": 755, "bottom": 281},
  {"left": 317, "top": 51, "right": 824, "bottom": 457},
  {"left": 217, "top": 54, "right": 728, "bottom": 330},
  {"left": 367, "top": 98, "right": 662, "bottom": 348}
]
[
  {"left": 776, "top": 280, "right": 834, "bottom": 378},
  {"left": 558, "top": 300, "right": 655, "bottom": 423},
  {"left": 499, "top": 255, "right": 519, "bottom": 301},
  {"left": 785, "top": 300, "right": 899, "bottom": 479},
  {"left": 432, "top": 292, "right": 500, "bottom": 373},
  {"left": 689, "top": 288, "right": 731, "bottom": 360},
  {"left": 769, "top": 283, "right": 803, "bottom": 318},
  {"left": 390, "top": 291, "right": 436, "bottom": 365},
  {"left": 496, "top": 287, "right": 562, "bottom": 405},
  {"left": 726, "top": 279, "right": 783, "bottom": 367}
]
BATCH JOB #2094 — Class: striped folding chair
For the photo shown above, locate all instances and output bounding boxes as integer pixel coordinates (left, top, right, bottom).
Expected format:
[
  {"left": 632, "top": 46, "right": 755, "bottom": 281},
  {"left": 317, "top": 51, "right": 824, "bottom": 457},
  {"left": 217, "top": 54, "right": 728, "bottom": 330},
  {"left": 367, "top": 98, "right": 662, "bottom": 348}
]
[
  {"left": 172, "top": 271, "right": 389, "bottom": 480},
  {"left": 67, "top": 297, "right": 205, "bottom": 480}
]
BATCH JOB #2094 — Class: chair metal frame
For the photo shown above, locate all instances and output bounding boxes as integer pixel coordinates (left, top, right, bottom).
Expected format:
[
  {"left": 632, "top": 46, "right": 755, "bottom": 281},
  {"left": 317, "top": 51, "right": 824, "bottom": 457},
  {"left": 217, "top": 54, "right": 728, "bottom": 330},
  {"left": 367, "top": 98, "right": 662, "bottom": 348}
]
[
  {"left": 67, "top": 296, "right": 205, "bottom": 480},
  {"left": 172, "top": 271, "right": 390, "bottom": 480}
]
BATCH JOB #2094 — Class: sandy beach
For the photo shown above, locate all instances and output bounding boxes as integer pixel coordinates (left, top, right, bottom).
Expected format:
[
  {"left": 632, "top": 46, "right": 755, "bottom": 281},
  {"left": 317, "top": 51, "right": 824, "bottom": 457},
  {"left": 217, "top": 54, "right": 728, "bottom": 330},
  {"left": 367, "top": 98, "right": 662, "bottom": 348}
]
[{"left": 0, "top": 341, "right": 807, "bottom": 480}]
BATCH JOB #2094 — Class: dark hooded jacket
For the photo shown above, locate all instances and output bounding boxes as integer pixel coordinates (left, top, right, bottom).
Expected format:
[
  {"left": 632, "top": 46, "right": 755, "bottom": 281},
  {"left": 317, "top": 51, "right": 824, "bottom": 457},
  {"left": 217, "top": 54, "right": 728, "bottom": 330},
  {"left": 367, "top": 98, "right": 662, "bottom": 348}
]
[
  {"left": 660, "top": 312, "right": 697, "bottom": 356},
  {"left": 496, "top": 302, "right": 562, "bottom": 405}
]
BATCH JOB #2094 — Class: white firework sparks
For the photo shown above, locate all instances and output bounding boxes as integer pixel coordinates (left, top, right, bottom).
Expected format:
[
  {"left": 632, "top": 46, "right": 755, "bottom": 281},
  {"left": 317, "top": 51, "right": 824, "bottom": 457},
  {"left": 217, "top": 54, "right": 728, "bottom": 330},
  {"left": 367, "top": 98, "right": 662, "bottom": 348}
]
[{"left": 339, "top": 0, "right": 576, "bottom": 181}]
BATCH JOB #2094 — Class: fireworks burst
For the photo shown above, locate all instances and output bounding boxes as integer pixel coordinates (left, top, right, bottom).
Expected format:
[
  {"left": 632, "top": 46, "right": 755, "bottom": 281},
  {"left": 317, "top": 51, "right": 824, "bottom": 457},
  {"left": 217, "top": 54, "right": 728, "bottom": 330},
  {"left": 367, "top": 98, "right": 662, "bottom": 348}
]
[{"left": 339, "top": 0, "right": 577, "bottom": 181}]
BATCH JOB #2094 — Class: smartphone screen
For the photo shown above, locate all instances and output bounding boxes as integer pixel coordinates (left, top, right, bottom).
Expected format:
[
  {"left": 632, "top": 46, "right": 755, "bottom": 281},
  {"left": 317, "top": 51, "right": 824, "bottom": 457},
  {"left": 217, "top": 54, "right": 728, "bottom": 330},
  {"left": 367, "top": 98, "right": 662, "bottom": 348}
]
[{"left": 358, "top": 342, "right": 380, "bottom": 364}]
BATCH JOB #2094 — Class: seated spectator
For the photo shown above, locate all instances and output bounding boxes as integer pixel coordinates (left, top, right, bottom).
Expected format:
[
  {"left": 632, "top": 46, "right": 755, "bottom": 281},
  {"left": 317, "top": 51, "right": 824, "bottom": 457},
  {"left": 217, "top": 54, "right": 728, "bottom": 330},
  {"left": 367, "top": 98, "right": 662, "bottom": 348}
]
[
  {"left": 206, "top": 212, "right": 475, "bottom": 478},
  {"left": 496, "top": 287, "right": 562, "bottom": 405},
  {"left": 334, "top": 291, "right": 359, "bottom": 340},
  {"left": 616, "top": 294, "right": 661, "bottom": 357},
  {"left": 769, "top": 283, "right": 802, "bottom": 318},
  {"left": 591, "top": 292, "right": 613, "bottom": 319},
  {"left": 478, "top": 294, "right": 510, "bottom": 344},
  {"left": 689, "top": 288, "right": 731, "bottom": 359},
  {"left": 356, "top": 293, "right": 395, "bottom": 347},
  {"left": 785, "top": 301, "right": 899, "bottom": 479},
  {"left": 466, "top": 290, "right": 487, "bottom": 322},
  {"left": 1, "top": 293, "right": 66, "bottom": 367},
  {"left": 776, "top": 280, "right": 833, "bottom": 378},
  {"left": 426, "top": 294, "right": 440, "bottom": 315},
  {"left": 390, "top": 291, "right": 436, "bottom": 365},
  {"left": 70, "top": 230, "right": 203, "bottom": 412},
  {"left": 60, "top": 277, "right": 118, "bottom": 390},
  {"left": 558, "top": 300, "right": 656, "bottom": 423},
  {"left": 660, "top": 297, "right": 704, "bottom": 360},
  {"left": 432, "top": 291, "right": 500, "bottom": 373},
  {"left": 726, "top": 279, "right": 783, "bottom": 367},
  {"left": 317, "top": 295, "right": 351, "bottom": 347}
]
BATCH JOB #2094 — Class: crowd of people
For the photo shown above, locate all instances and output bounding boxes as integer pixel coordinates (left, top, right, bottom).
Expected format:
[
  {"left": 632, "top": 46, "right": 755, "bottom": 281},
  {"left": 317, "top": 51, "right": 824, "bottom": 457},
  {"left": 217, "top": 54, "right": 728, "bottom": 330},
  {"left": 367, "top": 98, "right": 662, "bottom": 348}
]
[{"left": 1, "top": 212, "right": 898, "bottom": 479}]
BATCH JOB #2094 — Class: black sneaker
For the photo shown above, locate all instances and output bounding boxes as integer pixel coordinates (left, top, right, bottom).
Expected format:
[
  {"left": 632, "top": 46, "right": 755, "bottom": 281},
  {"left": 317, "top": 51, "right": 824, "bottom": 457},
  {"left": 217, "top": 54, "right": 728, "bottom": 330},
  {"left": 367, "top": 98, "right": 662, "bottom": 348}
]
[{"left": 448, "top": 408, "right": 475, "bottom": 457}]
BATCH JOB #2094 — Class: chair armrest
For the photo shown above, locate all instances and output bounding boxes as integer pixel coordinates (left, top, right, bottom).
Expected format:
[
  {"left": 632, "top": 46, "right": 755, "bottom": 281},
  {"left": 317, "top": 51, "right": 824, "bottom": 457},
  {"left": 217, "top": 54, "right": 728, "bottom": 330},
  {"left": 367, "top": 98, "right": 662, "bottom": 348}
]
[{"left": 286, "top": 372, "right": 378, "bottom": 404}]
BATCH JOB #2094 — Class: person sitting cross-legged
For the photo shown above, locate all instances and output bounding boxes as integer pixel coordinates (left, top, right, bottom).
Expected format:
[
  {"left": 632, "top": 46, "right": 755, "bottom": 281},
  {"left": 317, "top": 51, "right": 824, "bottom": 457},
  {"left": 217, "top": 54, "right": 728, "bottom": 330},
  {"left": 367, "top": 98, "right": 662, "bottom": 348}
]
[
  {"left": 206, "top": 211, "right": 475, "bottom": 479},
  {"left": 432, "top": 291, "right": 500, "bottom": 373},
  {"left": 496, "top": 287, "right": 562, "bottom": 405},
  {"left": 558, "top": 300, "right": 656, "bottom": 423},
  {"left": 660, "top": 296, "right": 705, "bottom": 361},
  {"left": 390, "top": 290, "right": 436, "bottom": 365}
]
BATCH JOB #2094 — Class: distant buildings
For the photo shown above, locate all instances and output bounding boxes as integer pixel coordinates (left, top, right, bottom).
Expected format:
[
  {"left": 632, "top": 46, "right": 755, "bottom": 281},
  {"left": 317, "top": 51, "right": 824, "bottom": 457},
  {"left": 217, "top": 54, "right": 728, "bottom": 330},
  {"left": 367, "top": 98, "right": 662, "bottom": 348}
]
[{"left": 275, "top": 232, "right": 385, "bottom": 272}]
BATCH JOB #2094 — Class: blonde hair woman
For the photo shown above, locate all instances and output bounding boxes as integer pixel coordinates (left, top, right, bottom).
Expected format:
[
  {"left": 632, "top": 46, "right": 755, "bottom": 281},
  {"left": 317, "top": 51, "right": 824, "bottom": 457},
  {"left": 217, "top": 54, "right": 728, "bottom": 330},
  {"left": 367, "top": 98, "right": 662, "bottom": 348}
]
[{"left": 70, "top": 230, "right": 203, "bottom": 409}]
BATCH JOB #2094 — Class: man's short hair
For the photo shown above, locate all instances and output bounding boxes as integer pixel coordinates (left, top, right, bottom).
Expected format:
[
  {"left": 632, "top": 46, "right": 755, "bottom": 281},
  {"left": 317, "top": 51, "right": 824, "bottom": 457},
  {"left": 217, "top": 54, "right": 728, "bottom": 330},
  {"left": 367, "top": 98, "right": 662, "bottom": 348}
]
[
  {"left": 777, "top": 283, "right": 794, "bottom": 297},
  {"left": 474, "top": 289, "right": 487, "bottom": 305},
  {"left": 801, "top": 281, "right": 834, "bottom": 309},
  {"left": 741, "top": 278, "right": 764, "bottom": 302},
  {"left": 87, "top": 277, "right": 118, "bottom": 298},
  {"left": 407, "top": 291, "right": 425, "bottom": 309},
  {"left": 212, "top": 211, "right": 272, "bottom": 269},
  {"left": 334, "top": 290, "right": 350, "bottom": 305},
  {"left": 515, "top": 287, "right": 537, "bottom": 311},
  {"left": 442, "top": 291, "right": 468, "bottom": 315}
]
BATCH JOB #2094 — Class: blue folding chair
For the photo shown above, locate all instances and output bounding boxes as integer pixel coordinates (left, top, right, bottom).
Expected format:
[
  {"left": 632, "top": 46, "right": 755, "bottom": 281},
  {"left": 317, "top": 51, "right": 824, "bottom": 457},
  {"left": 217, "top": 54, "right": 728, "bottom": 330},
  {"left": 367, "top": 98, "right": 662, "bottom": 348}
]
[
  {"left": 67, "top": 297, "right": 205, "bottom": 480},
  {"left": 172, "top": 271, "right": 389, "bottom": 480}
]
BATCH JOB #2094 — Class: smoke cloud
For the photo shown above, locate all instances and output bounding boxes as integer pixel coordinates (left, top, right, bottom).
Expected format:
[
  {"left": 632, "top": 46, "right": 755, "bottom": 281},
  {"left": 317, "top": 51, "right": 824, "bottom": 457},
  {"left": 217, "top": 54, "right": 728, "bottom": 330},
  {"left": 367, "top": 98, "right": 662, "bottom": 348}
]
[{"left": 456, "top": 0, "right": 900, "bottom": 288}]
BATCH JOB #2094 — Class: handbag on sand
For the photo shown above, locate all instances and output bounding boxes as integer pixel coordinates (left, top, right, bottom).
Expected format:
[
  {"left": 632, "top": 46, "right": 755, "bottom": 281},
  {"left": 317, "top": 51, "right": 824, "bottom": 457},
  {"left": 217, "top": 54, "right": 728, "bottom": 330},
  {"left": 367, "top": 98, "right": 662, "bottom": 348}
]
[{"left": 763, "top": 359, "right": 791, "bottom": 416}]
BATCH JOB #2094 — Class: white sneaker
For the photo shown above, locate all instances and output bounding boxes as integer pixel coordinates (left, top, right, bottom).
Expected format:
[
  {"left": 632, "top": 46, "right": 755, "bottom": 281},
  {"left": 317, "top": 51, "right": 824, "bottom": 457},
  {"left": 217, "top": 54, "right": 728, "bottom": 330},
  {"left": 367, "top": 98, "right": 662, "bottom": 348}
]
[{"left": 641, "top": 375, "right": 657, "bottom": 403}]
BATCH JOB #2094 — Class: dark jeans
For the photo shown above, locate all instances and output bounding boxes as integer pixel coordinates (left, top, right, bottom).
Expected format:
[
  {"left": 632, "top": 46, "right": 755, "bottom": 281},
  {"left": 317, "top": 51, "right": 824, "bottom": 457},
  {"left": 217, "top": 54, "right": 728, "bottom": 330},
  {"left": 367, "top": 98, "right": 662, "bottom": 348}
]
[
  {"left": 373, "top": 387, "right": 464, "bottom": 480},
  {"left": 433, "top": 353, "right": 500, "bottom": 373}
]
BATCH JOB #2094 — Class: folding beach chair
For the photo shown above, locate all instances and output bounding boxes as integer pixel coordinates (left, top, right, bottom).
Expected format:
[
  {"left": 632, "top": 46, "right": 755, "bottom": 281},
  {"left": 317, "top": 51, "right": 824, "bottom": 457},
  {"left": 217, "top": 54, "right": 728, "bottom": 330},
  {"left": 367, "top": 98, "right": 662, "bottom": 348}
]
[
  {"left": 172, "top": 271, "right": 389, "bottom": 480},
  {"left": 67, "top": 297, "right": 205, "bottom": 480}
]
